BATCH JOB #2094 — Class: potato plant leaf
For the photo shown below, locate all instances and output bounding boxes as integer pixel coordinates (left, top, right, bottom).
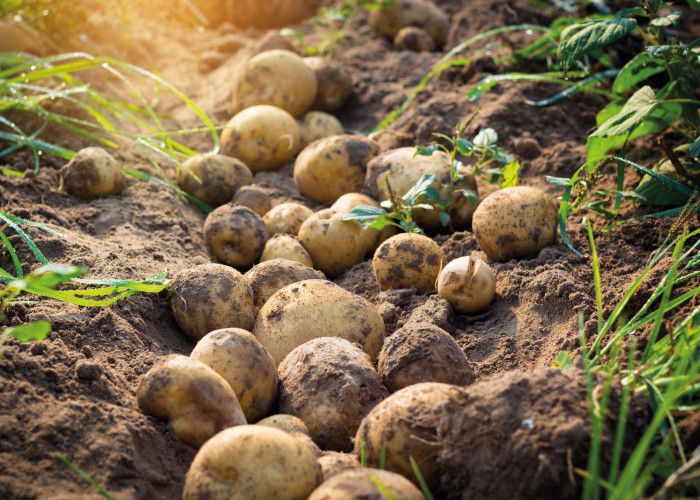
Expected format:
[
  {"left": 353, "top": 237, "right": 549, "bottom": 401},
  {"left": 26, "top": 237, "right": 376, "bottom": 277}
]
[
  {"left": 499, "top": 158, "right": 520, "bottom": 188},
  {"left": 690, "top": 136, "right": 700, "bottom": 159},
  {"left": 341, "top": 205, "right": 388, "bottom": 223},
  {"left": 415, "top": 145, "right": 439, "bottom": 156},
  {"left": 4, "top": 321, "right": 51, "bottom": 342},
  {"left": 592, "top": 86, "right": 659, "bottom": 138},
  {"left": 650, "top": 11, "right": 681, "bottom": 27},
  {"left": 403, "top": 174, "right": 436, "bottom": 205},
  {"left": 558, "top": 18, "right": 637, "bottom": 71},
  {"left": 612, "top": 53, "right": 666, "bottom": 94}
]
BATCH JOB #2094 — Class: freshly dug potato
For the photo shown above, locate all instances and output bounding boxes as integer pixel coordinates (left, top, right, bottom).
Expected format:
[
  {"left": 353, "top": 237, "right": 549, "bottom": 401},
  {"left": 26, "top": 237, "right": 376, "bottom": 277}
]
[
  {"left": 59, "top": 147, "right": 125, "bottom": 200},
  {"left": 299, "top": 111, "right": 345, "bottom": 150},
  {"left": 317, "top": 452, "right": 361, "bottom": 481},
  {"left": 308, "top": 468, "right": 425, "bottom": 500},
  {"left": 252, "top": 279, "right": 385, "bottom": 365},
  {"left": 330, "top": 193, "right": 396, "bottom": 251},
  {"left": 472, "top": 186, "right": 558, "bottom": 261},
  {"left": 394, "top": 26, "right": 436, "bottom": 52},
  {"left": 176, "top": 154, "right": 252, "bottom": 207},
  {"left": 171, "top": 263, "right": 256, "bottom": 342},
  {"left": 260, "top": 234, "right": 314, "bottom": 267},
  {"left": 232, "top": 185, "right": 272, "bottom": 216},
  {"left": 136, "top": 355, "right": 246, "bottom": 448},
  {"left": 437, "top": 256, "right": 495, "bottom": 313},
  {"left": 0, "top": 20, "right": 46, "bottom": 55},
  {"left": 182, "top": 425, "right": 322, "bottom": 500},
  {"left": 294, "top": 135, "right": 381, "bottom": 204},
  {"left": 232, "top": 50, "right": 317, "bottom": 117},
  {"left": 378, "top": 322, "right": 473, "bottom": 392},
  {"left": 373, "top": 233, "right": 444, "bottom": 291},
  {"left": 449, "top": 167, "right": 480, "bottom": 230},
  {"left": 278, "top": 337, "right": 388, "bottom": 451},
  {"left": 369, "top": 0, "right": 449, "bottom": 46},
  {"left": 257, "top": 414, "right": 323, "bottom": 458},
  {"left": 304, "top": 57, "right": 353, "bottom": 112},
  {"left": 190, "top": 328, "right": 277, "bottom": 423},
  {"left": 204, "top": 205, "right": 269, "bottom": 267},
  {"left": 262, "top": 202, "right": 314, "bottom": 236},
  {"left": 244, "top": 258, "right": 325, "bottom": 308},
  {"left": 221, "top": 105, "right": 300, "bottom": 172}
]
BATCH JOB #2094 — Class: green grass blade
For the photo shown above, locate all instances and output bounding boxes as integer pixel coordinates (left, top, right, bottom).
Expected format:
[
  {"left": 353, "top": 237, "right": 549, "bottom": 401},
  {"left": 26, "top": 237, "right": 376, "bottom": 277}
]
[
  {"left": 586, "top": 219, "right": 604, "bottom": 334},
  {"left": 122, "top": 167, "right": 213, "bottom": 213},
  {"left": 409, "top": 457, "right": 435, "bottom": 500},
  {"left": 0, "top": 212, "right": 49, "bottom": 265},
  {"left": 58, "top": 455, "right": 116, "bottom": 500},
  {"left": 0, "top": 230, "right": 22, "bottom": 278}
]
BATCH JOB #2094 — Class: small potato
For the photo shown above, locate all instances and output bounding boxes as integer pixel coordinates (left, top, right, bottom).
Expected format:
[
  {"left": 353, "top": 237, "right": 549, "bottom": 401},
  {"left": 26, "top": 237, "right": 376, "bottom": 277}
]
[
  {"left": 204, "top": 205, "right": 269, "bottom": 267},
  {"left": 373, "top": 233, "right": 444, "bottom": 291},
  {"left": 176, "top": 153, "right": 252, "bottom": 207},
  {"left": 331, "top": 193, "right": 397, "bottom": 250},
  {"left": 232, "top": 185, "right": 272, "bottom": 216},
  {"left": 263, "top": 202, "right": 314, "bottom": 236},
  {"left": 278, "top": 337, "right": 388, "bottom": 451},
  {"left": 294, "top": 135, "right": 381, "bottom": 204},
  {"left": 232, "top": 50, "right": 317, "bottom": 117},
  {"left": 369, "top": 0, "right": 449, "bottom": 46},
  {"left": 183, "top": 425, "right": 322, "bottom": 500},
  {"left": 437, "top": 256, "right": 495, "bottom": 313},
  {"left": 171, "top": 263, "right": 256, "bottom": 342},
  {"left": 221, "top": 105, "right": 300, "bottom": 172},
  {"left": 260, "top": 234, "right": 314, "bottom": 267},
  {"left": 59, "top": 147, "right": 125, "bottom": 200},
  {"left": 394, "top": 26, "right": 436, "bottom": 52},
  {"left": 136, "top": 355, "right": 247, "bottom": 448},
  {"left": 472, "top": 186, "right": 558, "bottom": 261},
  {"left": 244, "top": 258, "right": 325, "bottom": 308},
  {"left": 299, "top": 111, "right": 345, "bottom": 150},
  {"left": 304, "top": 57, "right": 353, "bottom": 112},
  {"left": 190, "top": 328, "right": 277, "bottom": 422},
  {"left": 308, "top": 468, "right": 425, "bottom": 500},
  {"left": 317, "top": 452, "right": 361, "bottom": 481},
  {"left": 252, "top": 279, "right": 385, "bottom": 365},
  {"left": 257, "top": 414, "right": 323, "bottom": 458}
]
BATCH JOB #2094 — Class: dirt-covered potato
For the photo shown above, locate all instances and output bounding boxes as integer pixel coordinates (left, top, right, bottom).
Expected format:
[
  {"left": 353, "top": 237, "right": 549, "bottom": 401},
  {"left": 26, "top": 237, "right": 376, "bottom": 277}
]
[
  {"left": 330, "top": 193, "right": 396, "bottom": 251},
  {"left": 378, "top": 323, "right": 473, "bottom": 392},
  {"left": 244, "top": 258, "right": 325, "bottom": 308},
  {"left": 278, "top": 337, "right": 388, "bottom": 451},
  {"left": 437, "top": 256, "right": 495, "bottom": 313},
  {"left": 204, "top": 205, "right": 269, "bottom": 267},
  {"left": 260, "top": 235, "right": 314, "bottom": 267},
  {"left": 394, "top": 26, "right": 436, "bottom": 52},
  {"left": 299, "top": 111, "right": 345, "bottom": 150},
  {"left": 182, "top": 425, "right": 322, "bottom": 500},
  {"left": 317, "top": 452, "right": 361, "bottom": 481},
  {"left": 59, "top": 147, "right": 126, "bottom": 200},
  {"left": 171, "top": 263, "right": 256, "bottom": 342},
  {"left": 252, "top": 279, "right": 385, "bottom": 365},
  {"left": 136, "top": 355, "right": 246, "bottom": 448},
  {"left": 294, "top": 135, "right": 381, "bottom": 204},
  {"left": 232, "top": 185, "right": 272, "bottom": 216},
  {"left": 373, "top": 233, "right": 444, "bottom": 291},
  {"left": 472, "top": 186, "right": 558, "bottom": 261},
  {"left": 257, "top": 414, "right": 323, "bottom": 458},
  {"left": 232, "top": 50, "right": 317, "bottom": 117},
  {"left": 190, "top": 328, "right": 277, "bottom": 422},
  {"left": 308, "top": 468, "right": 425, "bottom": 500},
  {"left": 303, "top": 57, "right": 353, "bottom": 112},
  {"left": 369, "top": 0, "right": 449, "bottom": 46},
  {"left": 176, "top": 154, "right": 252, "bottom": 207},
  {"left": 262, "top": 202, "right": 314, "bottom": 236},
  {"left": 221, "top": 105, "right": 300, "bottom": 172}
]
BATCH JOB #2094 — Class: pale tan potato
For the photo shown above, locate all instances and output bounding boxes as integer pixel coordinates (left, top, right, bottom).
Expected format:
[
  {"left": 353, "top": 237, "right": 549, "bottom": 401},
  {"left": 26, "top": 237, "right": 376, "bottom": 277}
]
[
  {"left": 372, "top": 233, "right": 444, "bottom": 291},
  {"left": 331, "top": 193, "right": 397, "bottom": 251},
  {"left": 394, "top": 26, "right": 436, "bottom": 52},
  {"left": 369, "top": 0, "right": 449, "bottom": 46},
  {"left": 190, "top": 328, "right": 277, "bottom": 422},
  {"left": 317, "top": 452, "right": 361, "bottom": 481},
  {"left": 262, "top": 202, "right": 314, "bottom": 236},
  {"left": 171, "top": 263, "right": 256, "bottom": 342},
  {"left": 294, "top": 135, "right": 381, "bottom": 204},
  {"left": 244, "top": 258, "right": 325, "bottom": 308},
  {"left": 308, "top": 468, "right": 425, "bottom": 500},
  {"left": 260, "top": 234, "right": 314, "bottom": 267},
  {"left": 437, "top": 256, "right": 495, "bottom": 313},
  {"left": 304, "top": 57, "right": 353, "bottom": 112},
  {"left": 204, "top": 205, "right": 269, "bottom": 267},
  {"left": 182, "top": 425, "right": 322, "bottom": 500},
  {"left": 59, "top": 147, "right": 126, "bottom": 200},
  {"left": 252, "top": 279, "right": 385, "bottom": 365},
  {"left": 232, "top": 185, "right": 272, "bottom": 216},
  {"left": 299, "top": 111, "right": 345, "bottom": 150},
  {"left": 177, "top": 154, "right": 252, "bottom": 207},
  {"left": 232, "top": 50, "right": 317, "bottom": 117},
  {"left": 0, "top": 20, "right": 46, "bottom": 55},
  {"left": 472, "top": 186, "right": 558, "bottom": 261},
  {"left": 136, "top": 355, "right": 247, "bottom": 448},
  {"left": 257, "top": 414, "right": 323, "bottom": 457},
  {"left": 221, "top": 105, "right": 300, "bottom": 172}
]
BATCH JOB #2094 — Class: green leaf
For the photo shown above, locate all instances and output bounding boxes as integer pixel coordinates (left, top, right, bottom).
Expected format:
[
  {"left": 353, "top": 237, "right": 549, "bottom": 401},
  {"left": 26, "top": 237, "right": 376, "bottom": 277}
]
[
  {"left": 546, "top": 175, "right": 573, "bottom": 187},
  {"left": 421, "top": 187, "right": 441, "bottom": 203},
  {"left": 558, "top": 18, "right": 637, "bottom": 71},
  {"left": 646, "top": 45, "right": 685, "bottom": 56},
  {"left": 341, "top": 205, "right": 388, "bottom": 222},
  {"left": 554, "top": 351, "right": 573, "bottom": 370},
  {"left": 689, "top": 0, "right": 700, "bottom": 11},
  {"left": 499, "top": 158, "right": 520, "bottom": 188},
  {"left": 5, "top": 321, "right": 51, "bottom": 342},
  {"left": 439, "top": 212, "right": 451, "bottom": 226},
  {"left": 415, "top": 145, "right": 439, "bottom": 157},
  {"left": 690, "top": 136, "right": 700, "bottom": 159},
  {"left": 650, "top": 11, "right": 681, "bottom": 27},
  {"left": 457, "top": 138, "right": 474, "bottom": 155},
  {"left": 612, "top": 53, "right": 666, "bottom": 94},
  {"left": 403, "top": 174, "right": 436, "bottom": 205},
  {"left": 593, "top": 86, "right": 659, "bottom": 138}
]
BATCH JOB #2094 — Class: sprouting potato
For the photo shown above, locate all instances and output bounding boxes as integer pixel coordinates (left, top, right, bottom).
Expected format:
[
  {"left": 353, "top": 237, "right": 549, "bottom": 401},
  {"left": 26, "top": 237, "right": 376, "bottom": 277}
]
[
  {"left": 244, "top": 258, "right": 325, "bottom": 309},
  {"left": 437, "top": 256, "right": 496, "bottom": 313},
  {"left": 204, "top": 204, "right": 269, "bottom": 268},
  {"left": 372, "top": 233, "right": 444, "bottom": 291},
  {"left": 303, "top": 57, "right": 353, "bottom": 112},
  {"left": 59, "top": 147, "right": 126, "bottom": 200},
  {"left": 262, "top": 202, "right": 314, "bottom": 236},
  {"left": 232, "top": 185, "right": 272, "bottom": 216},
  {"left": 394, "top": 26, "right": 436, "bottom": 52},
  {"left": 298, "top": 111, "right": 345, "bottom": 150},
  {"left": 176, "top": 153, "right": 252, "bottom": 207}
]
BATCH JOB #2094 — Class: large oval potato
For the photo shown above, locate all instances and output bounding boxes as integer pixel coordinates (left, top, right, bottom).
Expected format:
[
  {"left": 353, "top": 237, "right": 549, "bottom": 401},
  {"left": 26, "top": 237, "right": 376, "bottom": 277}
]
[
  {"left": 368, "top": 0, "right": 449, "bottom": 46},
  {"left": 177, "top": 154, "right": 252, "bottom": 207},
  {"left": 260, "top": 234, "right": 314, "bottom": 267},
  {"left": 263, "top": 202, "right": 314, "bottom": 236},
  {"left": 244, "top": 258, "right": 325, "bottom": 309},
  {"left": 372, "top": 233, "right": 444, "bottom": 291},
  {"left": 204, "top": 205, "right": 269, "bottom": 267},
  {"left": 309, "top": 468, "right": 425, "bottom": 500},
  {"left": 303, "top": 57, "right": 353, "bottom": 112},
  {"left": 59, "top": 147, "right": 126, "bottom": 200}
]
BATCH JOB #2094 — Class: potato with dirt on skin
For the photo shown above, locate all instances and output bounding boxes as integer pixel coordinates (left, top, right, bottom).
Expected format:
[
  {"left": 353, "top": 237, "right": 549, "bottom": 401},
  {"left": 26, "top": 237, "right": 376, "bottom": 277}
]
[
  {"left": 182, "top": 425, "right": 322, "bottom": 500},
  {"left": 232, "top": 185, "right": 271, "bottom": 216},
  {"left": 204, "top": 205, "right": 269, "bottom": 267},
  {"left": 394, "top": 26, "right": 436, "bottom": 52},
  {"left": 373, "top": 233, "right": 444, "bottom": 291},
  {"left": 171, "top": 263, "right": 256, "bottom": 342},
  {"left": 317, "top": 452, "right": 361, "bottom": 481},
  {"left": 262, "top": 202, "right": 314, "bottom": 236},
  {"left": 331, "top": 193, "right": 397, "bottom": 251},
  {"left": 59, "top": 147, "right": 126, "bottom": 200},
  {"left": 221, "top": 105, "right": 300, "bottom": 172},
  {"left": 369, "top": 0, "right": 449, "bottom": 47},
  {"left": 308, "top": 468, "right": 425, "bottom": 500},
  {"left": 176, "top": 154, "right": 252, "bottom": 207},
  {"left": 294, "top": 134, "right": 381, "bottom": 204},
  {"left": 257, "top": 414, "right": 323, "bottom": 458},
  {"left": 190, "top": 328, "right": 277, "bottom": 423},
  {"left": 472, "top": 186, "right": 558, "bottom": 261},
  {"left": 437, "top": 256, "right": 496, "bottom": 313},
  {"left": 303, "top": 57, "right": 353, "bottom": 112},
  {"left": 244, "top": 258, "right": 325, "bottom": 309},
  {"left": 136, "top": 355, "right": 247, "bottom": 448},
  {"left": 298, "top": 111, "right": 345, "bottom": 150},
  {"left": 252, "top": 279, "right": 385, "bottom": 365},
  {"left": 260, "top": 234, "right": 314, "bottom": 267}
]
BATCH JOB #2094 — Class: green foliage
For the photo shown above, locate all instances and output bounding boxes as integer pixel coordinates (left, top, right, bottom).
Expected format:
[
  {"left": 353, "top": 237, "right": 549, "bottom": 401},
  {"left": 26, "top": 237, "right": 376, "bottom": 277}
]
[{"left": 58, "top": 455, "right": 116, "bottom": 500}]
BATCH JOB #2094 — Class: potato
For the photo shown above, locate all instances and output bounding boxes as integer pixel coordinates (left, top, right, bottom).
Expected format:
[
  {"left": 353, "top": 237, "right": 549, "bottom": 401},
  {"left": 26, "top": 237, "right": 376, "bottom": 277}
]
[
  {"left": 294, "top": 135, "right": 381, "bottom": 204},
  {"left": 182, "top": 425, "right": 322, "bottom": 500},
  {"left": 299, "top": 111, "right": 345, "bottom": 150},
  {"left": 171, "top": 263, "right": 256, "bottom": 342},
  {"left": 59, "top": 147, "right": 126, "bottom": 200},
  {"left": 232, "top": 50, "right": 317, "bottom": 118},
  {"left": 472, "top": 186, "right": 558, "bottom": 261},
  {"left": 262, "top": 202, "right": 314, "bottom": 236},
  {"left": 190, "top": 328, "right": 277, "bottom": 422},
  {"left": 0, "top": 20, "right": 46, "bottom": 55},
  {"left": 394, "top": 26, "right": 436, "bottom": 52},
  {"left": 204, "top": 204, "right": 269, "bottom": 267},
  {"left": 136, "top": 355, "right": 246, "bottom": 448},
  {"left": 244, "top": 258, "right": 325, "bottom": 308},
  {"left": 260, "top": 234, "right": 314, "bottom": 267},
  {"left": 369, "top": 0, "right": 449, "bottom": 46},
  {"left": 232, "top": 185, "right": 272, "bottom": 216},
  {"left": 317, "top": 452, "right": 361, "bottom": 481},
  {"left": 221, "top": 105, "right": 300, "bottom": 172},
  {"left": 449, "top": 167, "right": 479, "bottom": 230},
  {"left": 308, "top": 468, "right": 425, "bottom": 500},
  {"left": 257, "top": 414, "right": 323, "bottom": 458},
  {"left": 278, "top": 337, "right": 388, "bottom": 451},
  {"left": 252, "top": 279, "right": 385, "bottom": 365},
  {"left": 372, "top": 233, "right": 444, "bottom": 291},
  {"left": 224, "top": 1, "right": 321, "bottom": 29},
  {"left": 176, "top": 153, "right": 252, "bottom": 207},
  {"left": 331, "top": 193, "right": 397, "bottom": 251},
  {"left": 378, "top": 322, "right": 473, "bottom": 392},
  {"left": 303, "top": 57, "right": 353, "bottom": 112},
  {"left": 437, "top": 256, "right": 495, "bottom": 313}
]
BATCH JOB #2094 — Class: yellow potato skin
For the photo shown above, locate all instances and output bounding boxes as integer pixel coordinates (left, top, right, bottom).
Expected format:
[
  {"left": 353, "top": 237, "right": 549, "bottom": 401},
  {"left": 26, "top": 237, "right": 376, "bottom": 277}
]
[
  {"left": 259, "top": 235, "right": 314, "bottom": 268},
  {"left": 244, "top": 258, "right": 325, "bottom": 308},
  {"left": 437, "top": 256, "right": 496, "bottom": 314},
  {"left": 368, "top": 0, "right": 449, "bottom": 46},
  {"left": 59, "top": 147, "right": 126, "bottom": 200},
  {"left": 303, "top": 57, "right": 353, "bottom": 112},
  {"left": 204, "top": 205, "right": 269, "bottom": 268},
  {"left": 232, "top": 185, "right": 272, "bottom": 216},
  {"left": 298, "top": 111, "right": 345, "bottom": 150},
  {"left": 177, "top": 154, "right": 252, "bottom": 207},
  {"left": 308, "top": 468, "right": 425, "bottom": 500},
  {"left": 317, "top": 452, "right": 361, "bottom": 481},
  {"left": 330, "top": 193, "right": 392, "bottom": 252},
  {"left": 257, "top": 414, "right": 323, "bottom": 458},
  {"left": 262, "top": 202, "right": 314, "bottom": 236},
  {"left": 372, "top": 233, "right": 444, "bottom": 291},
  {"left": 394, "top": 26, "right": 436, "bottom": 52}
]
